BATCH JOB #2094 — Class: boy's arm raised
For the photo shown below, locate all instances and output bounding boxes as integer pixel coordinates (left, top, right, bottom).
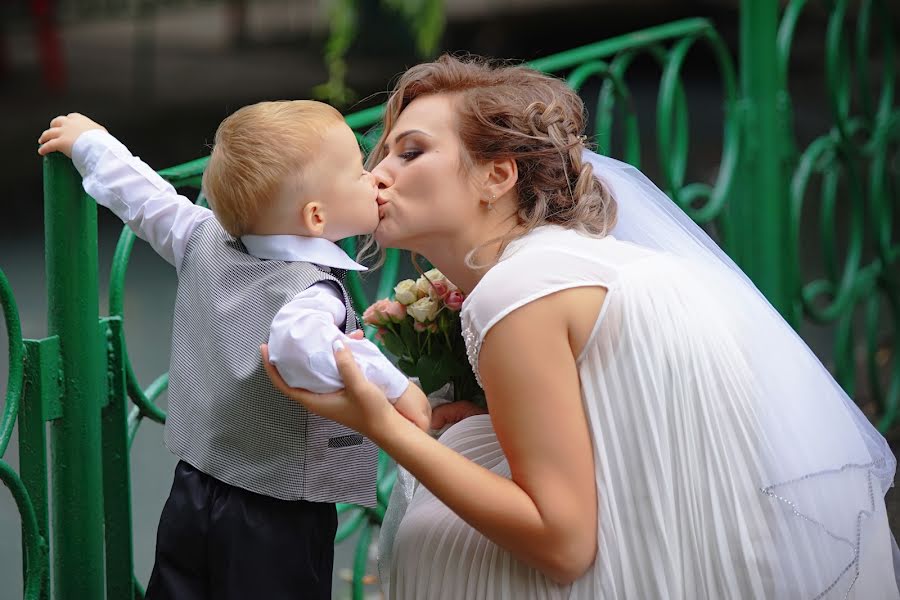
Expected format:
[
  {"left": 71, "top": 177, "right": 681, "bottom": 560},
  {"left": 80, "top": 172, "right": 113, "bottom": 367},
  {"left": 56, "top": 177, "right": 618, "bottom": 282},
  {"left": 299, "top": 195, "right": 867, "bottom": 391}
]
[{"left": 39, "top": 113, "right": 213, "bottom": 270}]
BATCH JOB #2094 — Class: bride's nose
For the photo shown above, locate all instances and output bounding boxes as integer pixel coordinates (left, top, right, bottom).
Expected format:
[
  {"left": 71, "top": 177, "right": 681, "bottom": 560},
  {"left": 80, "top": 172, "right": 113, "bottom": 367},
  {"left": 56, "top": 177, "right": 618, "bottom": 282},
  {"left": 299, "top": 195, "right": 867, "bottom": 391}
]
[{"left": 371, "top": 163, "right": 393, "bottom": 189}]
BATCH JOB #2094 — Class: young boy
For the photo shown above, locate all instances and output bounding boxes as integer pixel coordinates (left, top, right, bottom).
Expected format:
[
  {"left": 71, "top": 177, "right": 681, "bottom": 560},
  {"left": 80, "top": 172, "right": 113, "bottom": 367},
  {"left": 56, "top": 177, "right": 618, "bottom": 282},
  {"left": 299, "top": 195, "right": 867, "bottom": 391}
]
[{"left": 38, "top": 102, "right": 429, "bottom": 600}]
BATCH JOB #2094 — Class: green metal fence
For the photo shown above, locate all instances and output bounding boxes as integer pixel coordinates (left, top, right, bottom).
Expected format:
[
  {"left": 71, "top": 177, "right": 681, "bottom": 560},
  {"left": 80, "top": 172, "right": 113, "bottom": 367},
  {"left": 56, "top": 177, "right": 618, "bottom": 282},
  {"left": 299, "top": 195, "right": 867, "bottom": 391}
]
[{"left": 2, "top": 1, "right": 897, "bottom": 598}]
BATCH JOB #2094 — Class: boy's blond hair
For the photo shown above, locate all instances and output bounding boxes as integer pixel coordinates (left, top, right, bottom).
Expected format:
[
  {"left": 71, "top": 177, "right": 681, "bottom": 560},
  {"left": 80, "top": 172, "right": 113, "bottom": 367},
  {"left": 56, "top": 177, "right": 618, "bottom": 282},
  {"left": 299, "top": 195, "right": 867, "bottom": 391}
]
[{"left": 202, "top": 100, "right": 345, "bottom": 236}]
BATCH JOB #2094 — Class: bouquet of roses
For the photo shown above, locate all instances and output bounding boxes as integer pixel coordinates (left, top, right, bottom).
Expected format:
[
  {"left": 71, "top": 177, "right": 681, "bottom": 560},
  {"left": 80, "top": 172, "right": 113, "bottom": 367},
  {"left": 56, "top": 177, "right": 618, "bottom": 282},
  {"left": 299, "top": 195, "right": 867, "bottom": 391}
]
[{"left": 363, "top": 269, "right": 485, "bottom": 408}]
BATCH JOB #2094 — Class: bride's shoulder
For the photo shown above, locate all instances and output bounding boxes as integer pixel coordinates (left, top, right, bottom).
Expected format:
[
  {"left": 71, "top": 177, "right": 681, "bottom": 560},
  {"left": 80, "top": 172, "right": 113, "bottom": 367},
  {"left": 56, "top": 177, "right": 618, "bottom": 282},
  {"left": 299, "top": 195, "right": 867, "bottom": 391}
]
[{"left": 461, "top": 226, "right": 639, "bottom": 332}]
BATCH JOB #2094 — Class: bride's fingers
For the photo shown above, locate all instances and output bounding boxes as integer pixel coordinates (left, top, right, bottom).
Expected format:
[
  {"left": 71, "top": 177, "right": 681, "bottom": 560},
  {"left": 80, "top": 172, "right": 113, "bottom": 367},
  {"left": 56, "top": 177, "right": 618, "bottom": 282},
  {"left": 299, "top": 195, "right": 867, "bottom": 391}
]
[
  {"left": 260, "top": 344, "right": 345, "bottom": 409},
  {"left": 332, "top": 341, "right": 367, "bottom": 390},
  {"left": 347, "top": 330, "right": 365, "bottom": 341}
]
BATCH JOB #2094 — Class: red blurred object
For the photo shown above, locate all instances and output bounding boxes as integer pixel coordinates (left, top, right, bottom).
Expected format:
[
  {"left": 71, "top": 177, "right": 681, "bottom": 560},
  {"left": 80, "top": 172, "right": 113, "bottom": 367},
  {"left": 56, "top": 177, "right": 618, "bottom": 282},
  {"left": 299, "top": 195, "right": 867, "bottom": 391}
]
[{"left": 30, "top": 0, "right": 66, "bottom": 92}]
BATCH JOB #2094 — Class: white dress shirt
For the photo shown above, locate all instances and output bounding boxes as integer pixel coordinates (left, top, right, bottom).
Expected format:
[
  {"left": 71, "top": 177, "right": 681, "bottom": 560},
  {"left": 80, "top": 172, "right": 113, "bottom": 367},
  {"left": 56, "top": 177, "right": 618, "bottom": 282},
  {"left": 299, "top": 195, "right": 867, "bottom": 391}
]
[{"left": 72, "top": 129, "right": 409, "bottom": 400}]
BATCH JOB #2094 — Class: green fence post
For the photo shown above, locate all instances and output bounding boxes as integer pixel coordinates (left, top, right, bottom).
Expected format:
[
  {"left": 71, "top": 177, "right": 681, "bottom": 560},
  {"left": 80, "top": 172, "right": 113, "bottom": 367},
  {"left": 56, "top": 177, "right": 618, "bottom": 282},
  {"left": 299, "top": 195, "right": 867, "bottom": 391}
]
[
  {"left": 100, "top": 317, "right": 136, "bottom": 600},
  {"left": 20, "top": 337, "right": 59, "bottom": 600},
  {"left": 739, "top": 0, "right": 793, "bottom": 318},
  {"left": 42, "top": 153, "right": 106, "bottom": 599}
]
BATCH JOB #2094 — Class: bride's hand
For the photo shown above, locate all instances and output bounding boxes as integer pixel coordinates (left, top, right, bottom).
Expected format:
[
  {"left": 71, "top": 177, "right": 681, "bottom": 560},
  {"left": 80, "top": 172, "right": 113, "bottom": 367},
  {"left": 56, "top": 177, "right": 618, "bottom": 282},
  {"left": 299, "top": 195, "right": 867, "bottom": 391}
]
[{"left": 260, "top": 341, "right": 396, "bottom": 440}]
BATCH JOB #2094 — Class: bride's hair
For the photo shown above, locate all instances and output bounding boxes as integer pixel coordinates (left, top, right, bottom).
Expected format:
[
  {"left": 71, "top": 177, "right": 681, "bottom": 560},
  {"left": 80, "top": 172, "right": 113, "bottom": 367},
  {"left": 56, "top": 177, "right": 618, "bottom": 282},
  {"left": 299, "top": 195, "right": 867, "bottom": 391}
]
[{"left": 362, "top": 53, "right": 617, "bottom": 267}]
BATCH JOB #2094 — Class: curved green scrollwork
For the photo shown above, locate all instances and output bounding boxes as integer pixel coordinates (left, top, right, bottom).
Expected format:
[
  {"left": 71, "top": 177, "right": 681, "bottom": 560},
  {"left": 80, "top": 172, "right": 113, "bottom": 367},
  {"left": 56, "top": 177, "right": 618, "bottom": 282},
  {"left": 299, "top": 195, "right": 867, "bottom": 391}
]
[
  {"left": 1, "top": 269, "right": 49, "bottom": 600},
  {"left": 781, "top": 0, "right": 899, "bottom": 431},
  {"left": 0, "top": 462, "right": 47, "bottom": 600},
  {"left": 1, "top": 270, "right": 24, "bottom": 457},
  {"left": 558, "top": 21, "right": 740, "bottom": 235},
  {"left": 110, "top": 227, "right": 168, "bottom": 427}
]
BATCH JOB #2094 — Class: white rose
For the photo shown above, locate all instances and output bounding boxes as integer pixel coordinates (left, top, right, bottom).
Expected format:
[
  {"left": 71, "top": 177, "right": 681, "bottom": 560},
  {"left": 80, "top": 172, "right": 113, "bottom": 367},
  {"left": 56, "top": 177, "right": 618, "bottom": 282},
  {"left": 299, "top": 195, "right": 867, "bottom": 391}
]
[
  {"left": 423, "top": 268, "right": 445, "bottom": 282},
  {"left": 407, "top": 297, "right": 439, "bottom": 323},
  {"left": 416, "top": 269, "right": 456, "bottom": 298},
  {"left": 394, "top": 279, "right": 419, "bottom": 305},
  {"left": 415, "top": 275, "right": 432, "bottom": 297}
]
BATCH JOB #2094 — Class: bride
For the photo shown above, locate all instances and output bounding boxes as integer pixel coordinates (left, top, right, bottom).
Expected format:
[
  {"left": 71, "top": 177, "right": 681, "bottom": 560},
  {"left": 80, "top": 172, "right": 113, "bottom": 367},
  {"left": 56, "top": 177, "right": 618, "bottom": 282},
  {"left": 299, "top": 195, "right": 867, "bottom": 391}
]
[{"left": 262, "top": 54, "right": 900, "bottom": 599}]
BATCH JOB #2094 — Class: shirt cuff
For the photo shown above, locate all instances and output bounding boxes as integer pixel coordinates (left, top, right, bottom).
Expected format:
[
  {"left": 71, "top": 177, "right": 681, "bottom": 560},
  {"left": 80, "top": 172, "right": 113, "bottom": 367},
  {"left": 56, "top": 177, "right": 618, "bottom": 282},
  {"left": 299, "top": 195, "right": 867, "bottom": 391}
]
[
  {"left": 383, "top": 369, "right": 410, "bottom": 402},
  {"left": 71, "top": 129, "right": 129, "bottom": 178}
]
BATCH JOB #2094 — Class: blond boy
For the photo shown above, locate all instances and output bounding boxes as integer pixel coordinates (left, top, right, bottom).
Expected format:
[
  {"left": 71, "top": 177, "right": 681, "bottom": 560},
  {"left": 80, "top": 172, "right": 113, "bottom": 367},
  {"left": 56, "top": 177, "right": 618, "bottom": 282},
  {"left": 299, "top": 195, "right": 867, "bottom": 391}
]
[{"left": 38, "top": 102, "right": 428, "bottom": 600}]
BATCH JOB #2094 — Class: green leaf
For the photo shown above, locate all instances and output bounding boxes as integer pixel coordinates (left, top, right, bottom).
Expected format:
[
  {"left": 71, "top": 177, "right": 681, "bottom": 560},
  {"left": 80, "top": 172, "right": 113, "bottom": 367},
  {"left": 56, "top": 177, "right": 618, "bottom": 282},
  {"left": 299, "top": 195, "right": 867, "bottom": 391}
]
[
  {"left": 434, "top": 346, "right": 467, "bottom": 378},
  {"left": 415, "top": 355, "right": 449, "bottom": 395},
  {"left": 399, "top": 319, "right": 421, "bottom": 360},
  {"left": 397, "top": 358, "right": 417, "bottom": 376},
  {"left": 380, "top": 329, "right": 407, "bottom": 358}
]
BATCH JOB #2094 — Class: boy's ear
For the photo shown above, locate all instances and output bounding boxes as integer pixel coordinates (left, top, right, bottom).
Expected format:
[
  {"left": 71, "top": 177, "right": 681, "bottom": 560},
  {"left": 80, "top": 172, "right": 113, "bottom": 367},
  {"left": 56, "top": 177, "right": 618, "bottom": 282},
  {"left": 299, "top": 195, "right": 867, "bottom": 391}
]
[{"left": 301, "top": 202, "right": 327, "bottom": 236}]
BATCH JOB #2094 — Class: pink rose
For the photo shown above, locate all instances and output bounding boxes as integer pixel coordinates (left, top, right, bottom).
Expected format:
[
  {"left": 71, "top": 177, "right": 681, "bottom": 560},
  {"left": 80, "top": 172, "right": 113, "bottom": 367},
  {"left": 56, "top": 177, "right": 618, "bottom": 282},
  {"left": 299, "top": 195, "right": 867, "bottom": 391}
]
[
  {"left": 414, "top": 321, "right": 427, "bottom": 332},
  {"left": 374, "top": 327, "right": 387, "bottom": 342},
  {"left": 429, "top": 279, "right": 450, "bottom": 299},
  {"left": 362, "top": 306, "right": 379, "bottom": 326},
  {"left": 363, "top": 299, "right": 393, "bottom": 326},
  {"left": 444, "top": 290, "right": 465, "bottom": 312},
  {"left": 382, "top": 300, "right": 407, "bottom": 323}
]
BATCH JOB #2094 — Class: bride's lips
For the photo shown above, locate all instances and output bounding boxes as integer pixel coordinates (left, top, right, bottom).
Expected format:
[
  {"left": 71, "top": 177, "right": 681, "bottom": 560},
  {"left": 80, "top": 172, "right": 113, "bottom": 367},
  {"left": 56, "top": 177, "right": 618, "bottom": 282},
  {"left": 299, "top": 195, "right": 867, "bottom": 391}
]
[{"left": 376, "top": 193, "right": 390, "bottom": 219}]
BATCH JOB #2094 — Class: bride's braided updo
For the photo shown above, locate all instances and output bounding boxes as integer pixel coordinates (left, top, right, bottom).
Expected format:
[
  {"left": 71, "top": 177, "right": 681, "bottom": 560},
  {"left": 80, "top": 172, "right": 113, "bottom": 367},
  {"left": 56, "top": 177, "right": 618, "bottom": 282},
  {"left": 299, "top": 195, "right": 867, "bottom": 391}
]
[{"left": 368, "top": 54, "right": 617, "bottom": 249}]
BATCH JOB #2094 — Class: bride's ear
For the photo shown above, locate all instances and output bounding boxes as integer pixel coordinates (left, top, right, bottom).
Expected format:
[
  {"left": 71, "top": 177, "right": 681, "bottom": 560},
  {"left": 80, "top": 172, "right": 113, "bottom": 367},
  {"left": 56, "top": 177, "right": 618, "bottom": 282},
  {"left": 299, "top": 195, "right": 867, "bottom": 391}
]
[{"left": 483, "top": 157, "right": 518, "bottom": 201}]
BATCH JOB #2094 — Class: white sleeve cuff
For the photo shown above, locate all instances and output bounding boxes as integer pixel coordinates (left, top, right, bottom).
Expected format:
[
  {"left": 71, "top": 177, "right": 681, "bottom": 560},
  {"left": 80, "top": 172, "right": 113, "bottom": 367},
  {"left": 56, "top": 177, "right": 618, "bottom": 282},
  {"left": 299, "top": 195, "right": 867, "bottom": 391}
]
[{"left": 71, "top": 129, "right": 128, "bottom": 178}]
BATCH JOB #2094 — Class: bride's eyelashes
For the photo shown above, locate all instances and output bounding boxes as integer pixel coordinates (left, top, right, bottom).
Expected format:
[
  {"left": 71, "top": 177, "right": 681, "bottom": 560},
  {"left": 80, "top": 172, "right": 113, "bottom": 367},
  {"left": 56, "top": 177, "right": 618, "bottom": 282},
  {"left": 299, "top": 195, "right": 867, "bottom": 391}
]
[{"left": 399, "top": 149, "right": 423, "bottom": 162}]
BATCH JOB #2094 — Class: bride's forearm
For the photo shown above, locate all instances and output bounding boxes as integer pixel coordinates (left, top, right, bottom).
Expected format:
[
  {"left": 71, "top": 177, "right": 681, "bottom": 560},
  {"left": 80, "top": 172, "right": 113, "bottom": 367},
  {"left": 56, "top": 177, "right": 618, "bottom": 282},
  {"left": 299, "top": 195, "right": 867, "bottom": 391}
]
[{"left": 374, "top": 410, "right": 586, "bottom": 583}]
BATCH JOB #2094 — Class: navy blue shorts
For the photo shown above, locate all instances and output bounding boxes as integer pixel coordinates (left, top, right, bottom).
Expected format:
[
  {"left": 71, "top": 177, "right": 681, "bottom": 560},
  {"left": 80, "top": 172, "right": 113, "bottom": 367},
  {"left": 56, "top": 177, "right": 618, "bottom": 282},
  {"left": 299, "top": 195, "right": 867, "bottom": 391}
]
[{"left": 145, "top": 460, "right": 337, "bottom": 600}]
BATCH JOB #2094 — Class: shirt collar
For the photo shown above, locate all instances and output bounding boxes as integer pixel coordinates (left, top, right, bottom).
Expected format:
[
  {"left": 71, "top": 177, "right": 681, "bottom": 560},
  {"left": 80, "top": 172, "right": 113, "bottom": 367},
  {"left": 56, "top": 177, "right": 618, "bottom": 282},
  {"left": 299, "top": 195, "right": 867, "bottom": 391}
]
[{"left": 239, "top": 234, "right": 368, "bottom": 271}]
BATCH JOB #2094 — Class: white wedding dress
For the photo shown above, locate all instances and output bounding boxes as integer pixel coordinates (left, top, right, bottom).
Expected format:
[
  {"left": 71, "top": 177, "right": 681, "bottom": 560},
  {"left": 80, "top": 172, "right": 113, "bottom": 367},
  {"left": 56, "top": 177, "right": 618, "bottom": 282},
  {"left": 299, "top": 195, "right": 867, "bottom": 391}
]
[
  {"left": 383, "top": 225, "right": 900, "bottom": 599},
  {"left": 381, "top": 151, "right": 899, "bottom": 599}
]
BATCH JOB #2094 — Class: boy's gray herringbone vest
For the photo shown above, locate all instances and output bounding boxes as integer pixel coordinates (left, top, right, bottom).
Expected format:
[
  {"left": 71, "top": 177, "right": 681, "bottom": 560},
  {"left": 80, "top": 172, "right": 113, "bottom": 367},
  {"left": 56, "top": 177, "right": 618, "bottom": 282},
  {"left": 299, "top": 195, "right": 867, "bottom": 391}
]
[{"left": 166, "top": 219, "right": 376, "bottom": 507}]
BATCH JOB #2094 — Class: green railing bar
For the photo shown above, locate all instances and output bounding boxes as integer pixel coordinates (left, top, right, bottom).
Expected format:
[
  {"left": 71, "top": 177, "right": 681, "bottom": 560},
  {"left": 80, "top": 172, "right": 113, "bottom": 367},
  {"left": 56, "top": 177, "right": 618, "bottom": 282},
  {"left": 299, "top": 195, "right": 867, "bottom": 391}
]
[
  {"left": 739, "top": 0, "right": 792, "bottom": 317},
  {"left": 335, "top": 508, "right": 366, "bottom": 543},
  {"left": 338, "top": 236, "right": 370, "bottom": 314},
  {"left": 0, "top": 461, "right": 47, "bottom": 600},
  {"left": 0, "top": 269, "right": 24, "bottom": 457},
  {"left": 127, "top": 373, "right": 169, "bottom": 448},
  {"left": 598, "top": 51, "right": 645, "bottom": 166},
  {"left": 825, "top": 0, "right": 855, "bottom": 143},
  {"left": 861, "top": 0, "right": 895, "bottom": 125},
  {"left": 871, "top": 280, "right": 900, "bottom": 432},
  {"left": 351, "top": 522, "right": 373, "bottom": 599},
  {"left": 109, "top": 227, "right": 167, "bottom": 425},
  {"left": 870, "top": 112, "right": 899, "bottom": 253},
  {"left": 19, "top": 337, "right": 56, "bottom": 600},
  {"left": 157, "top": 157, "right": 209, "bottom": 186},
  {"left": 344, "top": 104, "right": 387, "bottom": 131},
  {"left": 528, "top": 18, "right": 712, "bottom": 73},
  {"left": 43, "top": 153, "right": 106, "bottom": 599},
  {"left": 101, "top": 317, "right": 137, "bottom": 600}
]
